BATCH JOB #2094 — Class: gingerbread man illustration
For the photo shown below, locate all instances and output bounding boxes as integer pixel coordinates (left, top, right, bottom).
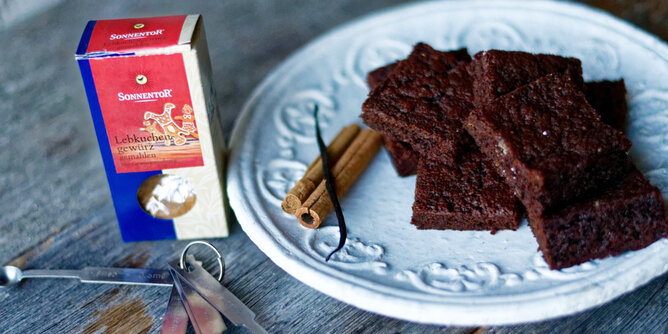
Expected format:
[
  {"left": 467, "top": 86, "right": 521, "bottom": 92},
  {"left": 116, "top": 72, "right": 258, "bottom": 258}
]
[
  {"left": 144, "top": 103, "right": 188, "bottom": 146},
  {"left": 139, "top": 120, "right": 163, "bottom": 143},
  {"left": 174, "top": 104, "right": 198, "bottom": 139}
]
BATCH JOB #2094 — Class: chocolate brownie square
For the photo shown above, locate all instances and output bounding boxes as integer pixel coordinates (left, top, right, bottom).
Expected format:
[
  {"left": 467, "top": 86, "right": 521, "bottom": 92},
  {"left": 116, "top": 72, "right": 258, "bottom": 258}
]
[
  {"left": 382, "top": 135, "right": 418, "bottom": 176},
  {"left": 412, "top": 148, "right": 522, "bottom": 232},
  {"left": 470, "top": 50, "right": 583, "bottom": 107},
  {"left": 361, "top": 43, "right": 473, "bottom": 162},
  {"left": 585, "top": 79, "right": 628, "bottom": 131},
  {"left": 366, "top": 62, "right": 418, "bottom": 176},
  {"left": 465, "top": 73, "right": 632, "bottom": 218},
  {"left": 367, "top": 62, "right": 397, "bottom": 92},
  {"left": 530, "top": 165, "right": 668, "bottom": 269}
]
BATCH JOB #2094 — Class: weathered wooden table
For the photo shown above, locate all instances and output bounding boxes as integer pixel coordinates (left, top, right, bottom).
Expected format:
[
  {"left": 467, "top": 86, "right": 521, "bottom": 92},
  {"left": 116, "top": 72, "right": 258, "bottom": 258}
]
[{"left": 0, "top": 0, "right": 666, "bottom": 333}]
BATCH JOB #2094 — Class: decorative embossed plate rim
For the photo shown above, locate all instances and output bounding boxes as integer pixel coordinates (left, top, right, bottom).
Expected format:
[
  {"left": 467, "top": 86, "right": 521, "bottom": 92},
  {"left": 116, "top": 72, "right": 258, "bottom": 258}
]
[{"left": 228, "top": 0, "right": 668, "bottom": 325}]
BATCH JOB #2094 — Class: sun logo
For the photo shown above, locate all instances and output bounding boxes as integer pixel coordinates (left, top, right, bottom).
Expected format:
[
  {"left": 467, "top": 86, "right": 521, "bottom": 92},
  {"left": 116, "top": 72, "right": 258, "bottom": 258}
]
[
  {"left": 135, "top": 74, "right": 147, "bottom": 85},
  {"left": 133, "top": 23, "right": 145, "bottom": 29}
]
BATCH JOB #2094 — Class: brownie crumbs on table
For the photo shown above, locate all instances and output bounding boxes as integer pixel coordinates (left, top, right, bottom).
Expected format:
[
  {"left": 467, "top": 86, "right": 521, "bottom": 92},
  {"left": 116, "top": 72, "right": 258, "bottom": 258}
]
[
  {"left": 361, "top": 43, "right": 472, "bottom": 162},
  {"left": 465, "top": 73, "right": 632, "bottom": 218},
  {"left": 412, "top": 147, "right": 523, "bottom": 232},
  {"left": 529, "top": 164, "right": 668, "bottom": 269}
]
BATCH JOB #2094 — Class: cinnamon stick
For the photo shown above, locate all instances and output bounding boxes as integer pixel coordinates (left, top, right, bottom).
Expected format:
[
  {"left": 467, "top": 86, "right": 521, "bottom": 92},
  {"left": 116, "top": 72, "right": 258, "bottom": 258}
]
[
  {"left": 281, "top": 124, "right": 361, "bottom": 214},
  {"left": 297, "top": 129, "right": 382, "bottom": 228}
]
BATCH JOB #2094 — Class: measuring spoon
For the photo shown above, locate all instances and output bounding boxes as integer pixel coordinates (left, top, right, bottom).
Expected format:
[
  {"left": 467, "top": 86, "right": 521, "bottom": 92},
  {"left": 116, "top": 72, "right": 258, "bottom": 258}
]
[{"left": 0, "top": 265, "right": 173, "bottom": 288}]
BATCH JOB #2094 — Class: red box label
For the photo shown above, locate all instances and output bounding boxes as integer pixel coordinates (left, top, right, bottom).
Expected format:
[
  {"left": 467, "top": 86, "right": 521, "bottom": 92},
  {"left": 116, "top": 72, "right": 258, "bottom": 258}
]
[
  {"left": 89, "top": 54, "right": 204, "bottom": 173},
  {"left": 87, "top": 15, "right": 187, "bottom": 54}
]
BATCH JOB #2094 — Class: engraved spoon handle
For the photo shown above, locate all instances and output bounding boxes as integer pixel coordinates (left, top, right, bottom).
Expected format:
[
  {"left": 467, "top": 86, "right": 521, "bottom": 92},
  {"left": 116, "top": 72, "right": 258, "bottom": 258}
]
[{"left": 21, "top": 267, "right": 172, "bottom": 287}]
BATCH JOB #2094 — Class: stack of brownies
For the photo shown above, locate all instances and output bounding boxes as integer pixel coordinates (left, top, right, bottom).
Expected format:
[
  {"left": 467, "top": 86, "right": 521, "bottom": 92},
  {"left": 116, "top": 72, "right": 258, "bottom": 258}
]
[{"left": 361, "top": 43, "right": 667, "bottom": 269}]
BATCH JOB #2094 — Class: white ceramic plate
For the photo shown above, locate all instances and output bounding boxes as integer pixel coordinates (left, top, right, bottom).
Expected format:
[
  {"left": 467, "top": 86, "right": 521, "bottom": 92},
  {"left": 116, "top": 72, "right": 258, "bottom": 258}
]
[{"left": 227, "top": 0, "right": 668, "bottom": 325}]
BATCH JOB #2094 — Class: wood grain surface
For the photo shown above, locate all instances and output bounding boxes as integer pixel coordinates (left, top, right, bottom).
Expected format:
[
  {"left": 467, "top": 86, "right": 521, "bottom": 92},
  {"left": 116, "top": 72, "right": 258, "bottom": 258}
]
[{"left": 0, "top": 1, "right": 666, "bottom": 333}]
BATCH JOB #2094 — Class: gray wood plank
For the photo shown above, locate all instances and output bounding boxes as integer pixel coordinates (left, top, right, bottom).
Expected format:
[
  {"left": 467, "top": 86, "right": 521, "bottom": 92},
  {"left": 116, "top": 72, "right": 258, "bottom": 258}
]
[
  {"left": 0, "top": 203, "right": 473, "bottom": 333},
  {"left": 0, "top": 0, "right": 64, "bottom": 29},
  {"left": 0, "top": 0, "right": 666, "bottom": 333},
  {"left": 484, "top": 274, "right": 668, "bottom": 334}
]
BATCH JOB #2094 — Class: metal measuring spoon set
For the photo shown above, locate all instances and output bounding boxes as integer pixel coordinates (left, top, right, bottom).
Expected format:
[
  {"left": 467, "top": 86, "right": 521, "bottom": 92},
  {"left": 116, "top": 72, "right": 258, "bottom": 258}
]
[{"left": 0, "top": 241, "right": 267, "bottom": 334}]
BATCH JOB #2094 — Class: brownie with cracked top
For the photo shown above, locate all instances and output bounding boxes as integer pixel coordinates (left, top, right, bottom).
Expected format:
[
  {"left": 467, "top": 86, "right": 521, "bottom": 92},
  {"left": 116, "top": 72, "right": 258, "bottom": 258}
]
[
  {"left": 470, "top": 50, "right": 583, "bottom": 108},
  {"left": 465, "top": 73, "right": 632, "bottom": 218},
  {"left": 529, "top": 164, "right": 667, "bottom": 269},
  {"left": 361, "top": 43, "right": 473, "bottom": 162},
  {"left": 412, "top": 148, "right": 523, "bottom": 232}
]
